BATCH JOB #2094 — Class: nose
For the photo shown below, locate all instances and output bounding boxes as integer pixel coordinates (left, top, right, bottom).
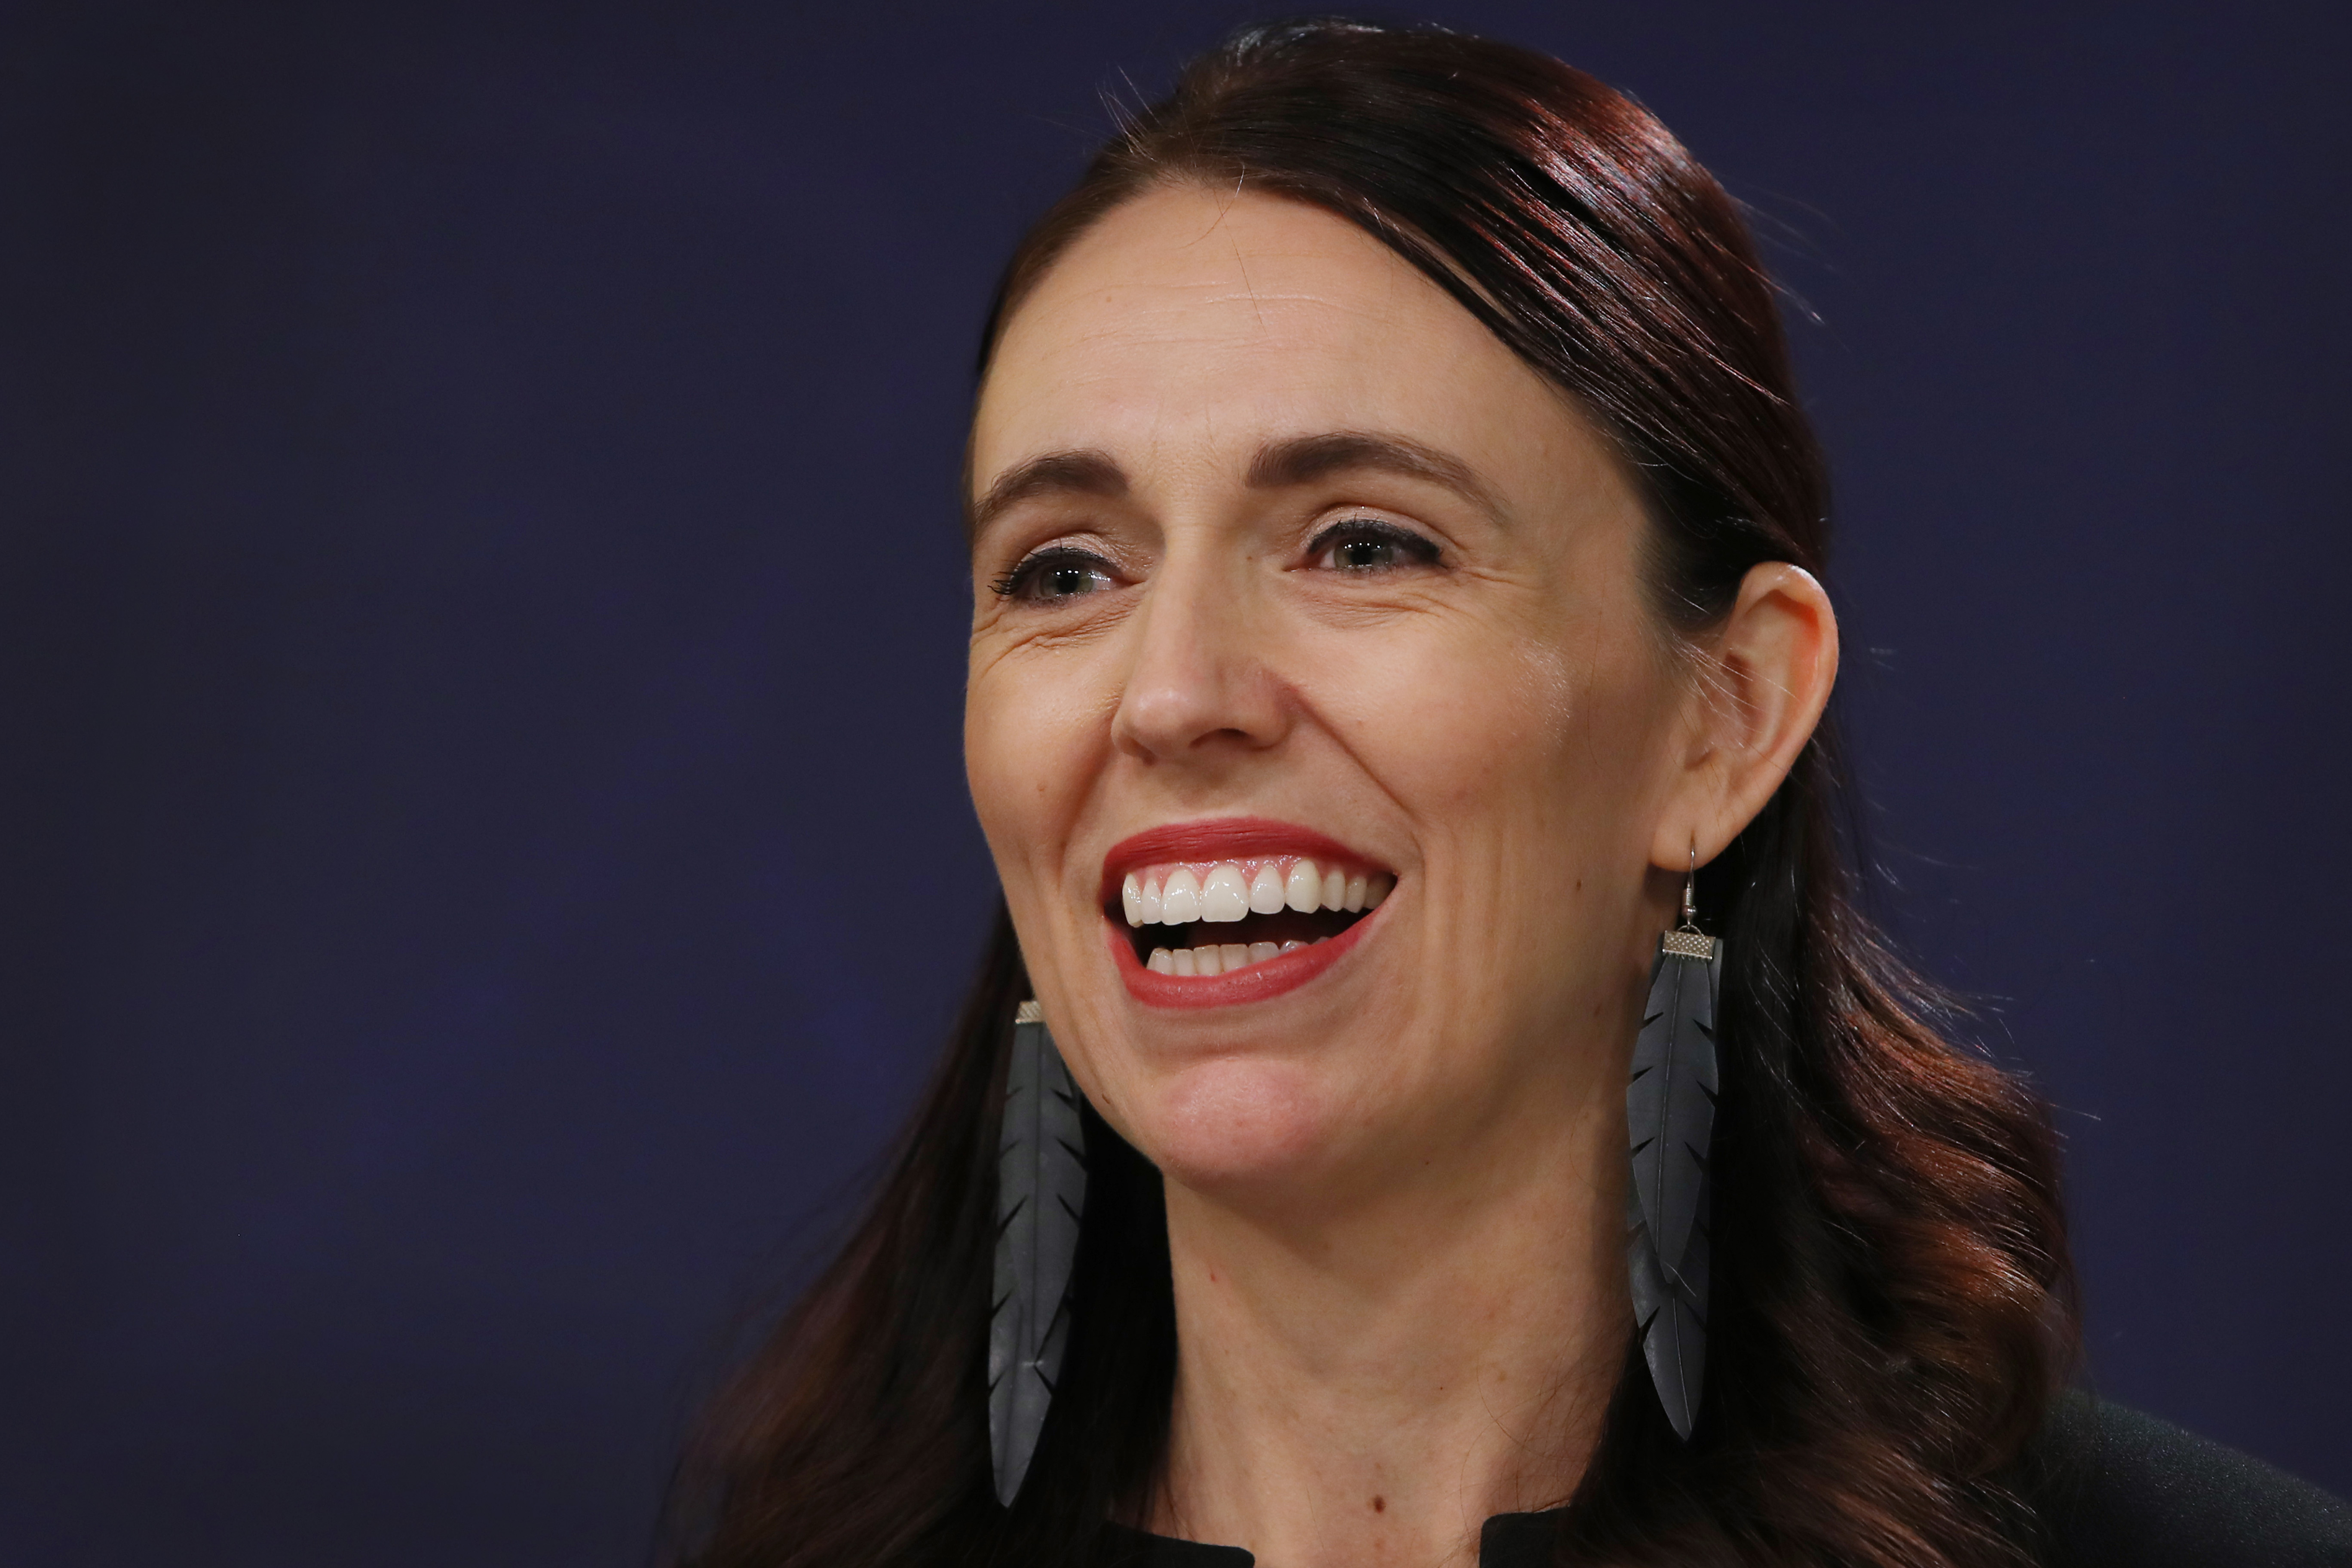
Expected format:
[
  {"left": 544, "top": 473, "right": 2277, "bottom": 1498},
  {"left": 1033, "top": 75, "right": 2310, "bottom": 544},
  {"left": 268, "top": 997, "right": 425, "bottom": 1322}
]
[{"left": 1110, "top": 546, "right": 1291, "bottom": 766}]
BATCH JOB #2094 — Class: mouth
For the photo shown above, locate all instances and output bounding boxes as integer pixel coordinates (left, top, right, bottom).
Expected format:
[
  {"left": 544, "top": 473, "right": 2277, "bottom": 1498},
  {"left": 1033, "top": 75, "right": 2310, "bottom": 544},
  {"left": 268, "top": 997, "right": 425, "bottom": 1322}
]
[{"left": 1098, "top": 818, "right": 1393, "bottom": 1008}]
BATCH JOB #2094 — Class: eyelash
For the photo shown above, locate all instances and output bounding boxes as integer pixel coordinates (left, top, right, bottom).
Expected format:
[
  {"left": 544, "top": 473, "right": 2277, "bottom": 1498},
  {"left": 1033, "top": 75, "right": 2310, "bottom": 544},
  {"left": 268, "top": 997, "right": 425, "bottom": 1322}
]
[
  {"left": 1306, "top": 517, "right": 1444, "bottom": 572},
  {"left": 990, "top": 518, "right": 1442, "bottom": 604},
  {"left": 991, "top": 546, "right": 1117, "bottom": 602}
]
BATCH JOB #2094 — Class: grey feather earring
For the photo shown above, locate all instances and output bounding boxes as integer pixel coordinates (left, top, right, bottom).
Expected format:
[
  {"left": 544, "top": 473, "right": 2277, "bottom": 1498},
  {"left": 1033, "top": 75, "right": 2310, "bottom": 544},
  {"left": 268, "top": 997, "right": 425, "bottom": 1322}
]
[
  {"left": 988, "top": 999, "right": 1088, "bottom": 1506},
  {"left": 1626, "top": 849, "right": 1721, "bottom": 1439}
]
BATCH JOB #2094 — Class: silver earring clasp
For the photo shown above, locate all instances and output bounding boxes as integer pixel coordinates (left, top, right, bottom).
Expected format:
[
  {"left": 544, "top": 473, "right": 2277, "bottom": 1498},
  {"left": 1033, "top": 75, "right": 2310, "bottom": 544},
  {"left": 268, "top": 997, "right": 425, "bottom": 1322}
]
[{"left": 1663, "top": 842, "right": 1715, "bottom": 960}]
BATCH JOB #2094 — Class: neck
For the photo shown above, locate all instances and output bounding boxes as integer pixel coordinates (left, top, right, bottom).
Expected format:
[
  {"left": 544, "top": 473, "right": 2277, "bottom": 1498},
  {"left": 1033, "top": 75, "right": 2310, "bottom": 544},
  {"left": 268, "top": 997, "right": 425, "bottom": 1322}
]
[{"left": 1148, "top": 1092, "right": 1626, "bottom": 1568}]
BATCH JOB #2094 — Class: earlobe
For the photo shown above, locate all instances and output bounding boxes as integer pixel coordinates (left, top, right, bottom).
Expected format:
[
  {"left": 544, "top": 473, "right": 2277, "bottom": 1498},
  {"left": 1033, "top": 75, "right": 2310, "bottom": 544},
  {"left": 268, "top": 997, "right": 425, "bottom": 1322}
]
[{"left": 1653, "top": 562, "right": 1839, "bottom": 870}]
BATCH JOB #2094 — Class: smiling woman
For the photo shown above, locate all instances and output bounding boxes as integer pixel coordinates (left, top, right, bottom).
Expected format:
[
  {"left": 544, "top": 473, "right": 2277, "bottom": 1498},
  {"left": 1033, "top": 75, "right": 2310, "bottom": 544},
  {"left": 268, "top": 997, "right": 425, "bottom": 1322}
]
[{"left": 665, "top": 19, "right": 2349, "bottom": 1568}]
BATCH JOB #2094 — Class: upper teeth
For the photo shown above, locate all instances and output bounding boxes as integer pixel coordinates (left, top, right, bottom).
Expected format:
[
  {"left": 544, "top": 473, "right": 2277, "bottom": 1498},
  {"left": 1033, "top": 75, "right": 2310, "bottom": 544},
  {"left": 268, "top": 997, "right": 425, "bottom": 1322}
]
[{"left": 1119, "top": 858, "right": 1392, "bottom": 926}]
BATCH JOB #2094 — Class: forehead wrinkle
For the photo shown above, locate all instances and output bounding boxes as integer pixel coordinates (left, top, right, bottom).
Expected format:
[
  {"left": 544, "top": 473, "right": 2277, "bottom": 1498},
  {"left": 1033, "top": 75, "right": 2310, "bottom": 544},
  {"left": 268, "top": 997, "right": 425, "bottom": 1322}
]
[
  {"left": 1226, "top": 221, "right": 1272, "bottom": 338},
  {"left": 1030, "top": 285, "right": 1323, "bottom": 364},
  {"left": 983, "top": 190, "right": 1550, "bottom": 525}
]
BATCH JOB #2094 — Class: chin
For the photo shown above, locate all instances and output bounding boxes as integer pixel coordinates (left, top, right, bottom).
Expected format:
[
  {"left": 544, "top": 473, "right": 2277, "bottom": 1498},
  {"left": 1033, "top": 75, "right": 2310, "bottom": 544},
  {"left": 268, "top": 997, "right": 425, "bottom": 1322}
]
[{"left": 1131, "top": 1053, "right": 1342, "bottom": 1195}]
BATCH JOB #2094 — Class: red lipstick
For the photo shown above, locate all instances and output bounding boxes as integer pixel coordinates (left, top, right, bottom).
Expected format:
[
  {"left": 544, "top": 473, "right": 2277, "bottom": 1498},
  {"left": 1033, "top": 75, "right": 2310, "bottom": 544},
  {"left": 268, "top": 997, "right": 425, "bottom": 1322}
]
[{"left": 1107, "top": 909, "right": 1376, "bottom": 1009}]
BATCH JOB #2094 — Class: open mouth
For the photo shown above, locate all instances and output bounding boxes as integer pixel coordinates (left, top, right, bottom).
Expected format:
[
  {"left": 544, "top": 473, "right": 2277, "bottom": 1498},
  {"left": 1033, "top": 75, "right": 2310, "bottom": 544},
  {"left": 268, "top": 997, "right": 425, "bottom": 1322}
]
[{"left": 1107, "top": 854, "right": 1393, "bottom": 977}]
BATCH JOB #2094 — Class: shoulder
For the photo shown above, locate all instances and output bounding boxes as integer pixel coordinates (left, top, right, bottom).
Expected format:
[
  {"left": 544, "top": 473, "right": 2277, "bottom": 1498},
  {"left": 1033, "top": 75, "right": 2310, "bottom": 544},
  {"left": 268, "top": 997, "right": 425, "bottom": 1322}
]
[{"left": 2018, "top": 1390, "right": 2352, "bottom": 1567}]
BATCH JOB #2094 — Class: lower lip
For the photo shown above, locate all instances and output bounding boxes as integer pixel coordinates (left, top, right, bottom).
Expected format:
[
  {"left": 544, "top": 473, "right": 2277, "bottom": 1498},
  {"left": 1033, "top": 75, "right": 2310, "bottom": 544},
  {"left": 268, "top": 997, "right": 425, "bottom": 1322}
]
[{"left": 1110, "top": 906, "right": 1381, "bottom": 1010}]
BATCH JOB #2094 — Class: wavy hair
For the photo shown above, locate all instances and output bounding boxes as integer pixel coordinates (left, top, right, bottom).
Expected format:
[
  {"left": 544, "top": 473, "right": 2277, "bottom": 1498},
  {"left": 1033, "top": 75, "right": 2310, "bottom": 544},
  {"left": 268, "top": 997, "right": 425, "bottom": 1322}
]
[{"left": 667, "top": 20, "right": 2075, "bottom": 1568}]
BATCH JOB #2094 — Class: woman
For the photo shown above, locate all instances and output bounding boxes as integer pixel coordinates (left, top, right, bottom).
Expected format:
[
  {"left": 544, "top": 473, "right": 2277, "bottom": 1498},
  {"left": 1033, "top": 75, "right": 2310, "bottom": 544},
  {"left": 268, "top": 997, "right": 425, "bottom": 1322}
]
[{"left": 668, "top": 20, "right": 2350, "bottom": 1568}]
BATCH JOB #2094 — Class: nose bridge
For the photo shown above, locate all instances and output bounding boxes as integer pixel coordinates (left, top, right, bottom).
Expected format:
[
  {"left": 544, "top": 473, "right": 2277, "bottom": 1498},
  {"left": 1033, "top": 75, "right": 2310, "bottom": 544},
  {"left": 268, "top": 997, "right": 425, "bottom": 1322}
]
[{"left": 1113, "top": 527, "right": 1280, "bottom": 761}]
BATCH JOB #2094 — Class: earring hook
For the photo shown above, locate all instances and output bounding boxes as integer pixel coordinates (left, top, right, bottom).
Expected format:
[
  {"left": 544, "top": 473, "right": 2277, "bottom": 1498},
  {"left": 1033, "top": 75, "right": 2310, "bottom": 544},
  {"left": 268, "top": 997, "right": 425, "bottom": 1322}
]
[{"left": 1680, "top": 842, "right": 1699, "bottom": 932}]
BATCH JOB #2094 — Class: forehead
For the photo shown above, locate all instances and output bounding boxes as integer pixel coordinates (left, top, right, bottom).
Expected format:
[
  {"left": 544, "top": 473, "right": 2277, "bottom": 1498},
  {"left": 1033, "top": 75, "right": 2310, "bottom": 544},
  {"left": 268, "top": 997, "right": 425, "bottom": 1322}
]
[{"left": 972, "top": 184, "right": 1588, "bottom": 496}]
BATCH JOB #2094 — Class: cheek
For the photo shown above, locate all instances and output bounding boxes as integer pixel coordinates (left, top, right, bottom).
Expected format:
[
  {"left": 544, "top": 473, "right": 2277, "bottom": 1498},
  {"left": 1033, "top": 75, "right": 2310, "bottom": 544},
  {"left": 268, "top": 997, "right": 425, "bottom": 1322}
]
[
  {"left": 964, "top": 651, "right": 1082, "bottom": 869},
  {"left": 1312, "top": 602, "right": 1674, "bottom": 992},
  {"left": 965, "top": 643, "right": 1122, "bottom": 1020},
  {"left": 1321, "top": 612, "right": 1645, "bottom": 825}
]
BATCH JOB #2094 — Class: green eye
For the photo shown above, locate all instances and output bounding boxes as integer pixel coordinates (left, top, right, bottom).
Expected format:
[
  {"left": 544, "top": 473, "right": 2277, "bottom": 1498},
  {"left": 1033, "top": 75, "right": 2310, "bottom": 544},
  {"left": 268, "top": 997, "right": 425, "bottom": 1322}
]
[
  {"left": 994, "top": 548, "right": 1117, "bottom": 603},
  {"left": 1311, "top": 519, "right": 1442, "bottom": 573}
]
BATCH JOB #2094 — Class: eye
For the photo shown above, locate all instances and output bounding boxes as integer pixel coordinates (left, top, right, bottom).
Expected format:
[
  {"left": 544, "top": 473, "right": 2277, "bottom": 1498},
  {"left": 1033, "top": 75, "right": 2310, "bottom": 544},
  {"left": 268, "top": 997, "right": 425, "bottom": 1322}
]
[
  {"left": 992, "top": 546, "right": 1119, "bottom": 603},
  {"left": 1307, "top": 517, "right": 1443, "bottom": 573}
]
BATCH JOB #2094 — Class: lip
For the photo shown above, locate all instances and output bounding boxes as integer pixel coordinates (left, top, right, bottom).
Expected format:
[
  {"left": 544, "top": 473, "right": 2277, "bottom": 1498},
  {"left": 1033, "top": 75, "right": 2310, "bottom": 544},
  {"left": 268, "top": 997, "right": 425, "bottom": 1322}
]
[
  {"left": 1099, "top": 816, "right": 1392, "bottom": 1011},
  {"left": 1109, "top": 908, "right": 1379, "bottom": 1009}
]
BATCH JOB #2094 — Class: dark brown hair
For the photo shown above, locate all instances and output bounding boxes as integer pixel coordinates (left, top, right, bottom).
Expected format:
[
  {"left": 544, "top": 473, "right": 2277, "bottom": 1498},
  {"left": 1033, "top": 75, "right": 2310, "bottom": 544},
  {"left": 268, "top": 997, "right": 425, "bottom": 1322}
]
[{"left": 667, "top": 19, "right": 2073, "bottom": 1567}]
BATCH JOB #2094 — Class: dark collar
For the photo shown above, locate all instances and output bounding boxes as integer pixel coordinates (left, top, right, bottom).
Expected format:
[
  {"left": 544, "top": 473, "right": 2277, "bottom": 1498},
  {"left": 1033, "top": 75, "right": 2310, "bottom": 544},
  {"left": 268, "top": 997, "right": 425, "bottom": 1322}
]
[{"left": 1102, "top": 1509, "right": 1566, "bottom": 1566}]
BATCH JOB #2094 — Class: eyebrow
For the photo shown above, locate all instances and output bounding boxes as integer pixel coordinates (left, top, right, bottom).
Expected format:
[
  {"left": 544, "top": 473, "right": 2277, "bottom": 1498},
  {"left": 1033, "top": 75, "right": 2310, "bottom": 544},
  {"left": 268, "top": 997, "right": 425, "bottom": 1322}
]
[
  {"left": 968, "top": 449, "right": 1127, "bottom": 537},
  {"left": 966, "top": 429, "right": 1504, "bottom": 539},
  {"left": 1246, "top": 431, "right": 1507, "bottom": 521}
]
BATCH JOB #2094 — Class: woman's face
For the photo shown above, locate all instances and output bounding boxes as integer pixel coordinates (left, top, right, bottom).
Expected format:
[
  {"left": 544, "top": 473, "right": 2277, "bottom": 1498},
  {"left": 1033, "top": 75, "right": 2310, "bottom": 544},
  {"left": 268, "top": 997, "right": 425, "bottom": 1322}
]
[{"left": 965, "top": 185, "right": 1702, "bottom": 1203}]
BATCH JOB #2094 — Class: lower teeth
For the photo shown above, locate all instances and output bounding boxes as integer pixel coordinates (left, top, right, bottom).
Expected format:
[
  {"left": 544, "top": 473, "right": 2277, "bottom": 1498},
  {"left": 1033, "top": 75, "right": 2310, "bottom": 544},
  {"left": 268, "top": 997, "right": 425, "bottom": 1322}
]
[{"left": 1148, "top": 936, "right": 1320, "bottom": 977}]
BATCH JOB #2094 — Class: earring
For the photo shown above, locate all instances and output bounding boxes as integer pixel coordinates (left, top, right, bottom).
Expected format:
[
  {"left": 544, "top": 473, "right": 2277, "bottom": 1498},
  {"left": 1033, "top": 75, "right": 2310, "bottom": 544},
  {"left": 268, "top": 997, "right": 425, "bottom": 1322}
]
[
  {"left": 1626, "top": 848, "right": 1721, "bottom": 1440},
  {"left": 988, "top": 999, "right": 1088, "bottom": 1506}
]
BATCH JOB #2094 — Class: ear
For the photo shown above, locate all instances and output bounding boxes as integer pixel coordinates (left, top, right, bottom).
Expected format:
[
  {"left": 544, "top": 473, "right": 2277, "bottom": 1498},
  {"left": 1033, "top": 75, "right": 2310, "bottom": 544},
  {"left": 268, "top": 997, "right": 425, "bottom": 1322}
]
[{"left": 1650, "top": 562, "right": 1839, "bottom": 871}]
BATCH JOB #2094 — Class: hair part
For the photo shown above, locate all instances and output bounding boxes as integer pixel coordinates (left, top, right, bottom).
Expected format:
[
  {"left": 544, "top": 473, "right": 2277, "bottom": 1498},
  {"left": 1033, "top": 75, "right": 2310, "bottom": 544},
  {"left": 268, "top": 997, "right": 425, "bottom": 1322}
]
[{"left": 670, "top": 19, "right": 2074, "bottom": 1568}]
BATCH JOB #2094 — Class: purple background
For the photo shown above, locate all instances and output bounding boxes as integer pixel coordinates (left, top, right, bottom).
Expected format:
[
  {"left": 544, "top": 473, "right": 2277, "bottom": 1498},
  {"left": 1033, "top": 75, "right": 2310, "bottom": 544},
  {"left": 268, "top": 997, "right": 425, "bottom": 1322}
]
[{"left": 5, "top": 1, "right": 2346, "bottom": 1562}]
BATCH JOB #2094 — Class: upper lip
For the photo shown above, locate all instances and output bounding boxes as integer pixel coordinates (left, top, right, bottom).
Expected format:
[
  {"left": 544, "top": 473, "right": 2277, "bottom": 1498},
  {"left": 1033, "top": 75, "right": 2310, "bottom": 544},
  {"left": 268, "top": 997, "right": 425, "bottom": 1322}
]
[{"left": 1097, "top": 816, "right": 1390, "bottom": 904}]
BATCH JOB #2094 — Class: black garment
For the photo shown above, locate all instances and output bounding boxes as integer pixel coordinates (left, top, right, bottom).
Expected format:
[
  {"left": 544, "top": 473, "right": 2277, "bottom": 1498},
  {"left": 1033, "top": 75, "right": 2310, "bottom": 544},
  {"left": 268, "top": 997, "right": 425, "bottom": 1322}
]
[
  {"left": 2022, "top": 1394, "right": 2351, "bottom": 1567},
  {"left": 1105, "top": 1394, "right": 2352, "bottom": 1566}
]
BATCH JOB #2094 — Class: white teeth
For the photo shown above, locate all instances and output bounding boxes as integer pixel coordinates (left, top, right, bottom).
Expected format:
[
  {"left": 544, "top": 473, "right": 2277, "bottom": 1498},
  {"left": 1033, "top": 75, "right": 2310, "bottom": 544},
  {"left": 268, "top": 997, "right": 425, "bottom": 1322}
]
[
  {"left": 1285, "top": 858, "right": 1321, "bottom": 913},
  {"left": 1124, "top": 854, "right": 1395, "bottom": 963},
  {"left": 1200, "top": 864, "right": 1250, "bottom": 923},
  {"left": 1161, "top": 867, "right": 1201, "bottom": 924},
  {"left": 1146, "top": 928, "right": 1354, "bottom": 978}
]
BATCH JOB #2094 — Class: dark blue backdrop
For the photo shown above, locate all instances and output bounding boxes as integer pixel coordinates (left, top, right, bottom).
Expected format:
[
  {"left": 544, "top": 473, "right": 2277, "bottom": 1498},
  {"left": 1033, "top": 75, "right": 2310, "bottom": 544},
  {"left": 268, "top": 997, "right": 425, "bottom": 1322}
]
[{"left": 5, "top": 1, "right": 2346, "bottom": 1562}]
